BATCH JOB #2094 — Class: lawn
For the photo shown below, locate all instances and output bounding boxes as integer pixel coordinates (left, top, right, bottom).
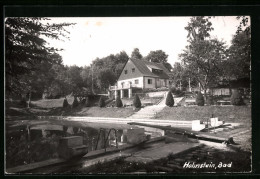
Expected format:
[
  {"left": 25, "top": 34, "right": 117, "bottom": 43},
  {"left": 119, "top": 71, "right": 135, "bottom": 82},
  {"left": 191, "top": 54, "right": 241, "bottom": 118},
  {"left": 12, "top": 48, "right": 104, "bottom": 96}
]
[
  {"left": 6, "top": 97, "right": 136, "bottom": 118},
  {"left": 156, "top": 106, "right": 251, "bottom": 124},
  {"left": 31, "top": 97, "right": 74, "bottom": 109},
  {"left": 70, "top": 107, "right": 135, "bottom": 118}
]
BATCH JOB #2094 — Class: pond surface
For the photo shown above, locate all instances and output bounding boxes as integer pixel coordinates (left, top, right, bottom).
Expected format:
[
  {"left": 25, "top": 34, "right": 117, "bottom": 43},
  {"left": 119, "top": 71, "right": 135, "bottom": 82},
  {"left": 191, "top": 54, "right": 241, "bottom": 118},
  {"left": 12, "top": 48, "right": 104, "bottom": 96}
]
[{"left": 5, "top": 117, "right": 122, "bottom": 169}]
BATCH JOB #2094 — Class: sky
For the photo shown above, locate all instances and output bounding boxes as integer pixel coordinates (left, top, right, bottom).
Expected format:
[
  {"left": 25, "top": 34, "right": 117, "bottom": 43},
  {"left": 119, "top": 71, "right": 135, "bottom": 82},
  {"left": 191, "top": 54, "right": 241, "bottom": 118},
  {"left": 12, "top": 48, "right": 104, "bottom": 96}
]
[{"left": 45, "top": 16, "right": 246, "bottom": 67}]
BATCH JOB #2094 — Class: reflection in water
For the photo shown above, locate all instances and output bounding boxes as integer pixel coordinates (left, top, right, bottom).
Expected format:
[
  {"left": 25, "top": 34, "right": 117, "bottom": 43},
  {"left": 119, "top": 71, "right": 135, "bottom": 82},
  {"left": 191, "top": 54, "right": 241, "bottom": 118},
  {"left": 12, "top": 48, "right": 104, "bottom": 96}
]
[
  {"left": 6, "top": 122, "right": 106, "bottom": 168},
  {"left": 6, "top": 120, "right": 130, "bottom": 169}
]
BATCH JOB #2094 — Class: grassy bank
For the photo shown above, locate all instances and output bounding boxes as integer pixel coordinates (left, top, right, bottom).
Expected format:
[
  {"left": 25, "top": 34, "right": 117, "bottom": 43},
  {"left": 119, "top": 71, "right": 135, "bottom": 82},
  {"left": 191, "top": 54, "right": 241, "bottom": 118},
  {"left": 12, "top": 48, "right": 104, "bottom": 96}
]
[{"left": 156, "top": 106, "right": 251, "bottom": 123}]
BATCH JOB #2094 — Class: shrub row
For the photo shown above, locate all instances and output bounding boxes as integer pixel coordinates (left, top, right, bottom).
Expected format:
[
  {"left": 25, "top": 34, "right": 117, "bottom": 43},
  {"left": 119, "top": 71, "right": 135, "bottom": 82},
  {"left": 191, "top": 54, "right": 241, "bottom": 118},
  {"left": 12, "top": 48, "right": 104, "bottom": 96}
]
[{"left": 62, "top": 97, "right": 91, "bottom": 108}]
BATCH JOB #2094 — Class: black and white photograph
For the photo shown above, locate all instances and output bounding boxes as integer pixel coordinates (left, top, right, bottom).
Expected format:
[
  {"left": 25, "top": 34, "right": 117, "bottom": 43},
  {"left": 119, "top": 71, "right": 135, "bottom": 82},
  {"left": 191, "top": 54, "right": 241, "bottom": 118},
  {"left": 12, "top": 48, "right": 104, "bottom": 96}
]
[{"left": 4, "top": 14, "right": 252, "bottom": 174}]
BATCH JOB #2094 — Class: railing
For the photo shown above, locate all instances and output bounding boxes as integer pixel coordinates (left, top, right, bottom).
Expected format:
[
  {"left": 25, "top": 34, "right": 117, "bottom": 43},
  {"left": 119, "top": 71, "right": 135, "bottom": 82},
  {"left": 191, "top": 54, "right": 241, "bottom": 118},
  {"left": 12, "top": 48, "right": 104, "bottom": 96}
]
[{"left": 109, "top": 84, "right": 140, "bottom": 90}]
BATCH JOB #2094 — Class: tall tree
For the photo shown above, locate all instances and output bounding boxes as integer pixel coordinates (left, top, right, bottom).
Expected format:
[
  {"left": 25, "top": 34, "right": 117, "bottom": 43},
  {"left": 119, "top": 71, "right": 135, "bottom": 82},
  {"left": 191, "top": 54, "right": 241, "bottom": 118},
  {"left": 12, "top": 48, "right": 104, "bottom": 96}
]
[
  {"left": 5, "top": 17, "right": 73, "bottom": 99},
  {"left": 131, "top": 48, "right": 143, "bottom": 60},
  {"left": 179, "top": 16, "right": 227, "bottom": 97},
  {"left": 227, "top": 16, "right": 251, "bottom": 81}
]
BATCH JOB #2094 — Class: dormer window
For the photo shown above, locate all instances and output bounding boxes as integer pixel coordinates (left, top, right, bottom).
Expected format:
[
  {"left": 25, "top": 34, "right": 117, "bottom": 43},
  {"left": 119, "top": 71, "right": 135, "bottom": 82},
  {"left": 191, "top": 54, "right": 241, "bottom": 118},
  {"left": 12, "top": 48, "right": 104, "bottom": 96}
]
[
  {"left": 132, "top": 68, "right": 135, "bottom": 73},
  {"left": 124, "top": 70, "right": 128, "bottom": 74},
  {"left": 146, "top": 65, "right": 162, "bottom": 73}
]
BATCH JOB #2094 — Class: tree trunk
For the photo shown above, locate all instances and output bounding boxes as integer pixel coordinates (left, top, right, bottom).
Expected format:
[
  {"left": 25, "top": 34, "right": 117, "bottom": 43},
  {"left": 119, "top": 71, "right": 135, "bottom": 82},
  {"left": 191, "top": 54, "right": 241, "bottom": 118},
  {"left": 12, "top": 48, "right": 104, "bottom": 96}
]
[
  {"left": 27, "top": 91, "right": 31, "bottom": 108},
  {"left": 204, "top": 89, "right": 207, "bottom": 101}
]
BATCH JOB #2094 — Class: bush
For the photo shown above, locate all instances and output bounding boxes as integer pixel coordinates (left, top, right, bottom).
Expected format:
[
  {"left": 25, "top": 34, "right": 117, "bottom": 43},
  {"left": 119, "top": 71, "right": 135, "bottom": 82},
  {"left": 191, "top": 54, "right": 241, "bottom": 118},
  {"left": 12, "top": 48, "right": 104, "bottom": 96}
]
[
  {"left": 81, "top": 98, "right": 86, "bottom": 105},
  {"left": 165, "top": 91, "right": 174, "bottom": 107},
  {"left": 72, "top": 97, "right": 79, "bottom": 108},
  {"left": 62, "top": 98, "right": 69, "bottom": 108},
  {"left": 206, "top": 95, "right": 214, "bottom": 105},
  {"left": 19, "top": 98, "right": 27, "bottom": 107},
  {"left": 115, "top": 97, "right": 123, "bottom": 107},
  {"left": 196, "top": 92, "right": 205, "bottom": 106},
  {"left": 98, "top": 96, "right": 106, "bottom": 108},
  {"left": 85, "top": 97, "right": 91, "bottom": 107},
  {"left": 231, "top": 90, "right": 244, "bottom": 106},
  {"left": 133, "top": 94, "right": 141, "bottom": 108},
  {"left": 170, "top": 87, "right": 176, "bottom": 94}
]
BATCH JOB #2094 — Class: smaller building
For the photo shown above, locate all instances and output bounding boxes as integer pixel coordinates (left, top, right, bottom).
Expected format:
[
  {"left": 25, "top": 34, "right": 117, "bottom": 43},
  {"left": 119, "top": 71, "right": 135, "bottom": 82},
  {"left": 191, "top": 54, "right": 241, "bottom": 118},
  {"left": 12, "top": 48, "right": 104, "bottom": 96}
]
[{"left": 109, "top": 58, "right": 171, "bottom": 98}]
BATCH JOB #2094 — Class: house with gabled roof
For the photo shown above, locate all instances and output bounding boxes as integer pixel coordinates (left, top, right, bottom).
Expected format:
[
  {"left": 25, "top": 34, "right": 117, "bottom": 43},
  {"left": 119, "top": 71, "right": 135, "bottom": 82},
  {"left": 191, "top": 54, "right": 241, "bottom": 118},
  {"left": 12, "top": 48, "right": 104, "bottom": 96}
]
[{"left": 109, "top": 58, "right": 171, "bottom": 98}]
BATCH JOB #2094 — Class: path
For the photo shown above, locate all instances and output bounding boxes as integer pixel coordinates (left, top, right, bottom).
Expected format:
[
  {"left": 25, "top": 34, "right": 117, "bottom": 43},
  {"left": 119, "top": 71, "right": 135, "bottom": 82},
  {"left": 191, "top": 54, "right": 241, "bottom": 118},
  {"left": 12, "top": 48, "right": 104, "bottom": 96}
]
[{"left": 128, "top": 92, "right": 184, "bottom": 119}]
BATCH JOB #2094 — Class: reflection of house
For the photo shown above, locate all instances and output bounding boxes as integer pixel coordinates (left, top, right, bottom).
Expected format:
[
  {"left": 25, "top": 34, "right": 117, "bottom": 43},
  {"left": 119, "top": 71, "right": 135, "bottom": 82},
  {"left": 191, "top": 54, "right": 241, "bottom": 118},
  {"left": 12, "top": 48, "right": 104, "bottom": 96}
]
[{"left": 109, "top": 58, "right": 171, "bottom": 98}]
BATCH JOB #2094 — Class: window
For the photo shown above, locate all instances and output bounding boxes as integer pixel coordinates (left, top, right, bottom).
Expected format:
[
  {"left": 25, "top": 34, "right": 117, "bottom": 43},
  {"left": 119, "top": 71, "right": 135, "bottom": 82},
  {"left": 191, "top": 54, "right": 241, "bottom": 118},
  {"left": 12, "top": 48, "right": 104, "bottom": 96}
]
[
  {"left": 148, "top": 79, "right": 152, "bottom": 84},
  {"left": 132, "top": 68, "right": 135, "bottom": 73},
  {"left": 135, "top": 80, "right": 139, "bottom": 84},
  {"left": 124, "top": 70, "right": 128, "bottom": 74},
  {"left": 121, "top": 82, "right": 124, "bottom": 87}
]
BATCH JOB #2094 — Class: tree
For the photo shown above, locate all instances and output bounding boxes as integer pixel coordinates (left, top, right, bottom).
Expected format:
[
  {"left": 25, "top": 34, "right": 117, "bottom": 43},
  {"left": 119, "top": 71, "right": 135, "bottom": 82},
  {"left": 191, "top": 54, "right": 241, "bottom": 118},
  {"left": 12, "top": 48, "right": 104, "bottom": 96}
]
[
  {"left": 98, "top": 96, "right": 106, "bottom": 108},
  {"left": 231, "top": 90, "right": 244, "bottom": 106},
  {"left": 144, "top": 50, "right": 168, "bottom": 63},
  {"left": 131, "top": 48, "right": 143, "bottom": 60},
  {"left": 5, "top": 17, "right": 73, "bottom": 98},
  {"left": 115, "top": 97, "right": 123, "bottom": 107},
  {"left": 96, "top": 68, "right": 116, "bottom": 92},
  {"left": 171, "top": 62, "right": 191, "bottom": 90},
  {"left": 85, "top": 97, "right": 91, "bottom": 107},
  {"left": 133, "top": 94, "right": 141, "bottom": 108},
  {"left": 67, "top": 65, "right": 84, "bottom": 94},
  {"left": 63, "top": 98, "right": 69, "bottom": 108},
  {"left": 226, "top": 27, "right": 250, "bottom": 81},
  {"left": 72, "top": 96, "right": 79, "bottom": 108},
  {"left": 185, "top": 16, "right": 214, "bottom": 42},
  {"left": 144, "top": 50, "right": 172, "bottom": 71},
  {"left": 165, "top": 91, "right": 174, "bottom": 107},
  {"left": 196, "top": 92, "right": 205, "bottom": 106},
  {"left": 179, "top": 16, "right": 227, "bottom": 99}
]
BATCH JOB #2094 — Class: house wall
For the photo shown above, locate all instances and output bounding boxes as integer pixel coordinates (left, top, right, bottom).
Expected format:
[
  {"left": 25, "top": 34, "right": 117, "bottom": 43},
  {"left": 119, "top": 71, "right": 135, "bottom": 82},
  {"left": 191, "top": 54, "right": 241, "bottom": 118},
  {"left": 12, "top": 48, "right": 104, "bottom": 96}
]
[
  {"left": 117, "top": 77, "right": 144, "bottom": 89},
  {"left": 143, "top": 77, "right": 156, "bottom": 89},
  {"left": 155, "top": 78, "right": 170, "bottom": 88},
  {"left": 117, "top": 60, "right": 144, "bottom": 81},
  {"left": 212, "top": 88, "right": 231, "bottom": 96}
]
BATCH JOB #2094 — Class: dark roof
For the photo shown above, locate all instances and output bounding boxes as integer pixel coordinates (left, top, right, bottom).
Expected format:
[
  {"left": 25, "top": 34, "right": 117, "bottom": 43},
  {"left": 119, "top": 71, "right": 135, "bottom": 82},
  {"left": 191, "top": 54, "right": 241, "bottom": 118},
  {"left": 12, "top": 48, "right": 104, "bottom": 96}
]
[{"left": 130, "top": 58, "right": 170, "bottom": 79}]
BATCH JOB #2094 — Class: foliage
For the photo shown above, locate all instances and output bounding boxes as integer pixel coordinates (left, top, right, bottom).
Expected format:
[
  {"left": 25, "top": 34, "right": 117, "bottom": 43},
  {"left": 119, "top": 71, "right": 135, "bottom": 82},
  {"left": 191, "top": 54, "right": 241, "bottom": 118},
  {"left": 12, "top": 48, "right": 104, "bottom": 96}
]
[
  {"left": 131, "top": 48, "right": 143, "bottom": 60},
  {"left": 98, "top": 96, "right": 106, "bottom": 108},
  {"left": 81, "top": 98, "right": 86, "bottom": 105},
  {"left": 72, "top": 97, "right": 79, "bottom": 108},
  {"left": 224, "top": 30, "right": 250, "bottom": 81},
  {"left": 144, "top": 50, "right": 172, "bottom": 71},
  {"left": 96, "top": 68, "right": 116, "bottom": 91},
  {"left": 185, "top": 16, "right": 214, "bottom": 41},
  {"left": 115, "top": 97, "right": 123, "bottom": 107},
  {"left": 180, "top": 17, "right": 227, "bottom": 95},
  {"left": 19, "top": 98, "right": 28, "bottom": 108},
  {"left": 5, "top": 17, "right": 73, "bottom": 97},
  {"left": 196, "top": 92, "right": 205, "bottom": 106},
  {"left": 133, "top": 94, "right": 141, "bottom": 108},
  {"left": 144, "top": 50, "right": 166, "bottom": 62},
  {"left": 62, "top": 98, "right": 69, "bottom": 108},
  {"left": 231, "top": 90, "right": 244, "bottom": 106},
  {"left": 170, "top": 87, "right": 176, "bottom": 94},
  {"left": 89, "top": 51, "right": 129, "bottom": 93},
  {"left": 165, "top": 91, "right": 174, "bottom": 107},
  {"left": 206, "top": 95, "right": 214, "bottom": 105},
  {"left": 85, "top": 97, "right": 91, "bottom": 107}
]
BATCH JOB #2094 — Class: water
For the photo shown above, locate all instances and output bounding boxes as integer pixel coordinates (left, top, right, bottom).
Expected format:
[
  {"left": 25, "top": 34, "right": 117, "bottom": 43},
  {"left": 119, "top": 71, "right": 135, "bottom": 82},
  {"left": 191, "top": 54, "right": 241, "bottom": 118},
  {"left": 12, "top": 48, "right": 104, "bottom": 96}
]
[{"left": 5, "top": 118, "right": 120, "bottom": 169}]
